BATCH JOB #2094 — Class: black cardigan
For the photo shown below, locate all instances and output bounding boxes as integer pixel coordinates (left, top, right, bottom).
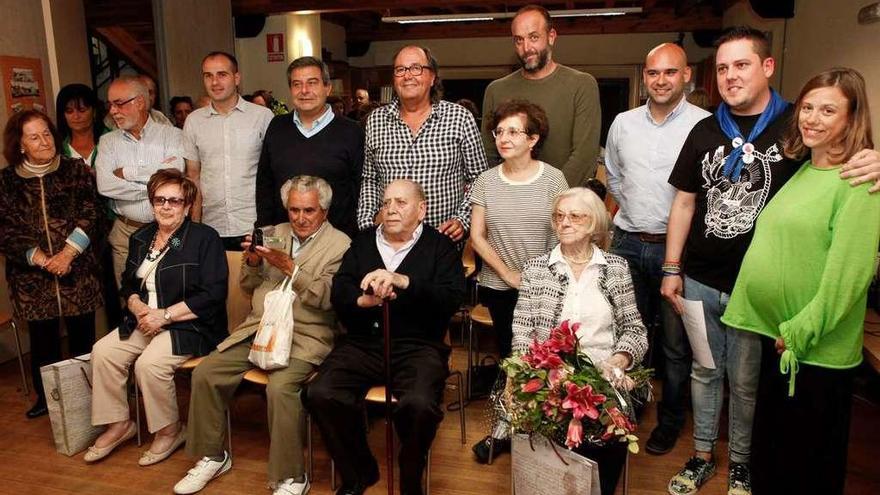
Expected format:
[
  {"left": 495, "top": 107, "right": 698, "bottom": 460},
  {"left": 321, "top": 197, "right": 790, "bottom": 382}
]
[
  {"left": 119, "top": 218, "right": 228, "bottom": 356},
  {"left": 331, "top": 225, "right": 465, "bottom": 348}
]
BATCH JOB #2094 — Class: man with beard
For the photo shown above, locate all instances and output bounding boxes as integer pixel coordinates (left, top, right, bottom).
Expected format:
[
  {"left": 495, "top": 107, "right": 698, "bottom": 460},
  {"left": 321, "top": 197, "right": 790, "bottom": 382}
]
[
  {"left": 604, "top": 43, "right": 709, "bottom": 456},
  {"left": 480, "top": 4, "right": 600, "bottom": 186}
]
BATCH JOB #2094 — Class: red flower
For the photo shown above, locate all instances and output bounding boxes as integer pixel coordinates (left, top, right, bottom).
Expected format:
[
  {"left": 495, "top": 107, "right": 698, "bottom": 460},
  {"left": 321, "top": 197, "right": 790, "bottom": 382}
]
[
  {"left": 545, "top": 320, "right": 579, "bottom": 354},
  {"left": 607, "top": 406, "right": 636, "bottom": 432},
  {"left": 565, "top": 418, "right": 584, "bottom": 448},
  {"left": 522, "top": 339, "right": 564, "bottom": 369},
  {"left": 543, "top": 390, "right": 562, "bottom": 419},
  {"left": 521, "top": 378, "right": 544, "bottom": 393},
  {"left": 547, "top": 368, "right": 566, "bottom": 389},
  {"left": 561, "top": 382, "right": 606, "bottom": 421}
]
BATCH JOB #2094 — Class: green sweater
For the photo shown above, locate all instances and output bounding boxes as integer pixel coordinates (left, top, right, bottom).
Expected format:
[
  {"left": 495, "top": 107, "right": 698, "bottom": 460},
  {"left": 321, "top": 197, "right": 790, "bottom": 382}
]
[
  {"left": 480, "top": 64, "right": 600, "bottom": 186},
  {"left": 722, "top": 161, "right": 880, "bottom": 395}
]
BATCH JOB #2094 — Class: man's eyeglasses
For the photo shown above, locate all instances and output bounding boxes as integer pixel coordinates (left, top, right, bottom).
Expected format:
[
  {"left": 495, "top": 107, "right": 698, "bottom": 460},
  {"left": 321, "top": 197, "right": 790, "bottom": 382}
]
[
  {"left": 151, "top": 196, "right": 186, "bottom": 208},
  {"left": 393, "top": 64, "right": 431, "bottom": 77},
  {"left": 109, "top": 96, "right": 138, "bottom": 110},
  {"left": 491, "top": 127, "right": 529, "bottom": 139},
  {"left": 552, "top": 211, "right": 590, "bottom": 225}
]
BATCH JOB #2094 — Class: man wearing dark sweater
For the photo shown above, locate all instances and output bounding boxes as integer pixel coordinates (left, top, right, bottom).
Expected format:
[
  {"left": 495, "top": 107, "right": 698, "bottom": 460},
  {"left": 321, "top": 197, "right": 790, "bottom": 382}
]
[
  {"left": 306, "top": 179, "right": 465, "bottom": 495},
  {"left": 255, "top": 57, "right": 364, "bottom": 237}
]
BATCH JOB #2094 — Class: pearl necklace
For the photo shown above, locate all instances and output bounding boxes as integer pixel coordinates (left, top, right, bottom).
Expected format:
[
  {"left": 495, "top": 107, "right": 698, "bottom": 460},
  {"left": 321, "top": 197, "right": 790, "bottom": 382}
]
[{"left": 562, "top": 247, "right": 593, "bottom": 265}]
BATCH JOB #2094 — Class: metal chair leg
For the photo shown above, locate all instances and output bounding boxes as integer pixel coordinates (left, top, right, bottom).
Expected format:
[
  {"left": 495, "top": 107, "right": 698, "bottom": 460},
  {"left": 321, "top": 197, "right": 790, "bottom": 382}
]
[
  {"left": 10, "top": 321, "right": 29, "bottom": 396},
  {"left": 306, "top": 413, "right": 313, "bottom": 480},
  {"left": 466, "top": 313, "right": 474, "bottom": 399},
  {"left": 487, "top": 436, "right": 495, "bottom": 465},
  {"left": 226, "top": 408, "right": 232, "bottom": 457},
  {"left": 330, "top": 459, "right": 337, "bottom": 491},
  {"left": 133, "top": 376, "right": 142, "bottom": 447}
]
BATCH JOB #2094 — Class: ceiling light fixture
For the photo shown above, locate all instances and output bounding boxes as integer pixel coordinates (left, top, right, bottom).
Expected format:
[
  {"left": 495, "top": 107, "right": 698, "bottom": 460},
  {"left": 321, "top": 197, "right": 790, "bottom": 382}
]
[{"left": 382, "top": 7, "right": 642, "bottom": 24}]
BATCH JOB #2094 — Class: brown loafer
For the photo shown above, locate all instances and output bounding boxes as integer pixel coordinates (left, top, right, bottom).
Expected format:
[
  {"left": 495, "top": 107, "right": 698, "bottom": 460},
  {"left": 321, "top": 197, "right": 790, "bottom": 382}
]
[
  {"left": 138, "top": 424, "right": 186, "bottom": 466},
  {"left": 84, "top": 421, "right": 137, "bottom": 463}
]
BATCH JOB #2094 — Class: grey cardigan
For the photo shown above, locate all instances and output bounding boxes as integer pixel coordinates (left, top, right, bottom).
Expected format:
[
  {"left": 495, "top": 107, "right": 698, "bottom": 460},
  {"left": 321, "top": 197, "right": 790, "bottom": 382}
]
[{"left": 511, "top": 247, "right": 648, "bottom": 365}]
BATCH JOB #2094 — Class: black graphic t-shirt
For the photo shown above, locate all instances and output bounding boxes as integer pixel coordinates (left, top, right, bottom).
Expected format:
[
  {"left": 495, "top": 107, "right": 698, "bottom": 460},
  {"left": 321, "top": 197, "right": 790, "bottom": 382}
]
[{"left": 668, "top": 106, "right": 800, "bottom": 294}]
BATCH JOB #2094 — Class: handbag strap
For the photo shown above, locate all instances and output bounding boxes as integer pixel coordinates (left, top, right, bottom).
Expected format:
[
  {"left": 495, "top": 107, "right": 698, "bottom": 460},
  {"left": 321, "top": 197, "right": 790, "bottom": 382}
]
[{"left": 139, "top": 248, "right": 170, "bottom": 290}]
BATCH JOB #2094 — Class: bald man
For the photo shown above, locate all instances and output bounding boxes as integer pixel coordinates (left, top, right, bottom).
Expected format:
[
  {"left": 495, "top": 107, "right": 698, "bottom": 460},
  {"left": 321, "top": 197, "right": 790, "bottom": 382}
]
[
  {"left": 307, "top": 179, "right": 465, "bottom": 495},
  {"left": 603, "top": 43, "right": 710, "bottom": 455}
]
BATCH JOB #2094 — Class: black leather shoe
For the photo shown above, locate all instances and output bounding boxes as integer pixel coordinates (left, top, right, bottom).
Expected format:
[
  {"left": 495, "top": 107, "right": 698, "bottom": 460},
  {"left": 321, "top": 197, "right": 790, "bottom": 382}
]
[
  {"left": 335, "top": 462, "right": 380, "bottom": 495},
  {"left": 645, "top": 426, "right": 678, "bottom": 455},
  {"left": 26, "top": 400, "right": 48, "bottom": 419},
  {"left": 472, "top": 435, "right": 511, "bottom": 464}
]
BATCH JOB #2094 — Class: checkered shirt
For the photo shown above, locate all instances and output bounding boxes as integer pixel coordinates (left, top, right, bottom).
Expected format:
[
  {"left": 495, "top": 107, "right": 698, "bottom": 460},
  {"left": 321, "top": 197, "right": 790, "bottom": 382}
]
[{"left": 357, "top": 99, "right": 489, "bottom": 231}]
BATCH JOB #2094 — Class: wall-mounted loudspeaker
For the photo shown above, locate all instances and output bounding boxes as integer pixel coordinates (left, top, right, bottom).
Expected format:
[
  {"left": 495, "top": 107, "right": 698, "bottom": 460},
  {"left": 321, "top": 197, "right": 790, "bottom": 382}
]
[
  {"left": 234, "top": 15, "right": 266, "bottom": 38},
  {"left": 748, "top": 0, "right": 795, "bottom": 18},
  {"left": 347, "top": 41, "right": 371, "bottom": 58}
]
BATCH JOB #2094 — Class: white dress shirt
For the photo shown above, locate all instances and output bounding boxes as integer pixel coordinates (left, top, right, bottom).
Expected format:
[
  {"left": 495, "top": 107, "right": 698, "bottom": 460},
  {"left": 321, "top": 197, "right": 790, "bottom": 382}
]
[
  {"left": 376, "top": 223, "right": 424, "bottom": 272},
  {"left": 182, "top": 96, "right": 273, "bottom": 237},
  {"left": 549, "top": 244, "right": 615, "bottom": 365},
  {"left": 96, "top": 119, "right": 185, "bottom": 223},
  {"left": 604, "top": 97, "right": 710, "bottom": 234}
]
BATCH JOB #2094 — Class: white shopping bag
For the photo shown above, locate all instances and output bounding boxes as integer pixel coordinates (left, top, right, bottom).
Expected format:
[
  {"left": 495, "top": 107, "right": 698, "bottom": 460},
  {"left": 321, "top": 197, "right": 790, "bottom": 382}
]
[
  {"left": 41, "top": 354, "right": 101, "bottom": 456},
  {"left": 248, "top": 267, "right": 298, "bottom": 370},
  {"left": 511, "top": 433, "right": 601, "bottom": 495}
]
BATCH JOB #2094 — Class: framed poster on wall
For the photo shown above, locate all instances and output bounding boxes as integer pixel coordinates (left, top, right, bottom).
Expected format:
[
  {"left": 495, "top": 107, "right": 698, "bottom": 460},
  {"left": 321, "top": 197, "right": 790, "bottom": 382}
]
[{"left": 0, "top": 56, "right": 46, "bottom": 115}]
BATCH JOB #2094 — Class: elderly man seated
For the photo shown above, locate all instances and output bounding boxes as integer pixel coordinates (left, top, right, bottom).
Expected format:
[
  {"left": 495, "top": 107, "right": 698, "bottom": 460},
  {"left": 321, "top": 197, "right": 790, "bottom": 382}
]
[
  {"left": 306, "top": 179, "right": 465, "bottom": 495},
  {"left": 173, "top": 175, "right": 351, "bottom": 495}
]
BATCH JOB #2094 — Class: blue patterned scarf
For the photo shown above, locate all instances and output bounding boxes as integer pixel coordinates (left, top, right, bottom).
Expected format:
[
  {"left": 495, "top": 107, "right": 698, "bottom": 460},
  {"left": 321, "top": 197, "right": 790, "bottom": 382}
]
[{"left": 715, "top": 88, "right": 789, "bottom": 180}]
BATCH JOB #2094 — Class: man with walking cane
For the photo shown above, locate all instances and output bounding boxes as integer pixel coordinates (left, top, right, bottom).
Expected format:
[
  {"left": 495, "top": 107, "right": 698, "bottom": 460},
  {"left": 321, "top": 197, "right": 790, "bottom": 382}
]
[{"left": 306, "top": 179, "right": 465, "bottom": 495}]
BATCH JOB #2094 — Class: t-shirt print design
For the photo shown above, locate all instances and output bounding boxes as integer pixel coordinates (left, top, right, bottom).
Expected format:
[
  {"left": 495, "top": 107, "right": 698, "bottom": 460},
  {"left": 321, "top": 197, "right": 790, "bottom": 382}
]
[{"left": 700, "top": 142, "right": 783, "bottom": 239}]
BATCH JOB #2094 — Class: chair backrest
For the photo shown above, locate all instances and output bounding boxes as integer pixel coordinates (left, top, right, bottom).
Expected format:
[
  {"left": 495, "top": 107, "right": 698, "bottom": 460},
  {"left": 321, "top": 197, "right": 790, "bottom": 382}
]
[{"left": 225, "top": 251, "right": 252, "bottom": 332}]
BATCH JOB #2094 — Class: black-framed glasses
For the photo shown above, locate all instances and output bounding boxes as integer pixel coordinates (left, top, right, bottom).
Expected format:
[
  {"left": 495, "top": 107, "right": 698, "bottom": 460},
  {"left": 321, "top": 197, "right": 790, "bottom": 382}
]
[
  {"left": 151, "top": 196, "right": 186, "bottom": 208},
  {"left": 393, "top": 64, "right": 431, "bottom": 77},
  {"left": 491, "top": 127, "right": 529, "bottom": 139},
  {"left": 108, "top": 96, "right": 138, "bottom": 110}
]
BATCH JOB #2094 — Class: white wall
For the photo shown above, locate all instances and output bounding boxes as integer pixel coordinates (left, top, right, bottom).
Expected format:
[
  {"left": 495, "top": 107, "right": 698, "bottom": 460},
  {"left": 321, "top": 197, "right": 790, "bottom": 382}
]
[
  {"left": 321, "top": 20, "right": 348, "bottom": 63},
  {"left": 722, "top": 1, "right": 785, "bottom": 89},
  {"left": 780, "top": 0, "right": 880, "bottom": 134},
  {"left": 234, "top": 13, "right": 322, "bottom": 106}
]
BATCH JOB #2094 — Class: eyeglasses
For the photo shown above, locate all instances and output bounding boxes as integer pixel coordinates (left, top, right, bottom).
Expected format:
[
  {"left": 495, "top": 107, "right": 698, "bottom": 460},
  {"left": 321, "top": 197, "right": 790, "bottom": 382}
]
[
  {"left": 491, "top": 127, "right": 529, "bottom": 139},
  {"left": 108, "top": 96, "right": 138, "bottom": 110},
  {"left": 151, "top": 196, "right": 186, "bottom": 208},
  {"left": 393, "top": 64, "right": 431, "bottom": 77},
  {"left": 552, "top": 211, "right": 590, "bottom": 225}
]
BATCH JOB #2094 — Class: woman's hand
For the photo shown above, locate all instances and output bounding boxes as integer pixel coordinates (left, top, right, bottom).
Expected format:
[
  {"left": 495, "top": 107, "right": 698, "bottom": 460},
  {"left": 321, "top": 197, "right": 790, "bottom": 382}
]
[
  {"left": 44, "top": 249, "right": 75, "bottom": 277},
  {"left": 601, "top": 353, "right": 636, "bottom": 390},
  {"left": 775, "top": 337, "right": 786, "bottom": 355},
  {"left": 241, "top": 235, "right": 261, "bottom": 267},
  {"left": 502, "top": 269, "right": 522, "bottom": 290},
  {"left": 137, "top": 308, "right": 167, "bottom": 337},
  {"left": 660, "top": 275, "right": 684, "bottom": 314},
  {"left": 127, "top": 295, "right": 150, "bottom": 318}
]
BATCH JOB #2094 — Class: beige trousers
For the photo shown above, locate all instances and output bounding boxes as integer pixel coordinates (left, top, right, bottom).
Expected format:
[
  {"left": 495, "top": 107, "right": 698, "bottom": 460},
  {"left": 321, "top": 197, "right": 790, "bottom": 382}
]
[
  {"left": 186, "top": 338, "right": 315, "bottom": 482},
  {"left": 107, "top": 219, "right": 141, "bottom": 290},
  {"left": 91, "top": 328, "right": 190, "bottom": 433}
]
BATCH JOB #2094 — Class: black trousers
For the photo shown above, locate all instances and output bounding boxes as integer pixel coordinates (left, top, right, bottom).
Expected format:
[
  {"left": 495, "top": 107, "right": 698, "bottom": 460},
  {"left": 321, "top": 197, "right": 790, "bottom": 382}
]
[
  {"left": 573, "top": 441, "right": 628, "bottom": 495},
  {"left": 751, "top": 337, "right": 854, "bottom": 495},
  {"left": 305, "top": 339, "right": 449, "bottom": 495},
  {"left": 479, "top": 286, "right": 518, "bottom": 360},
  {"left": 28, "top": 312, "right": 96, "bottom": 403},
  {"left": 98, "top": 239, "right": 122, "bottom": 330}
]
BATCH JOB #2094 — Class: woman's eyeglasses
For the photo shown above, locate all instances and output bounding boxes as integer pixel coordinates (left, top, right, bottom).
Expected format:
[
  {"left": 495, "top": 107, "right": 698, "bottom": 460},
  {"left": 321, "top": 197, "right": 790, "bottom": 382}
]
[
  {"left": 151, "top": 196, "right": 186, "bottom": 208},
  {"left": 552, "top": 211, "right": 590, "bottom": 225},
  {"left": 491, "top": 127, "right": 529, "bottom": 139}
]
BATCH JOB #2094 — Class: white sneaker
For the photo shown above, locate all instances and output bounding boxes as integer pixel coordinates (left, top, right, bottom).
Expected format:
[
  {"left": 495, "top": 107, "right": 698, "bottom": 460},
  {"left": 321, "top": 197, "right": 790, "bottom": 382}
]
[
  {"left": 273, "top": 476, "right": 310, "bottom": 495},
  {"left": 173, "top": 452, "right": 232, "bottom": 494}
]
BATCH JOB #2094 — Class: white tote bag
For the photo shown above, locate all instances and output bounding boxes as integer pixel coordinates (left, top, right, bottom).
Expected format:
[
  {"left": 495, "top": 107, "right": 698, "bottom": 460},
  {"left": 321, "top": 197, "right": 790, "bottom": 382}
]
[
  {"left": 40, "top": 354, "right": 102, "bottom": 456},
  {"left": 248, "top": 266, "right": 298, "bottom": 370},
  {"left": 511, "top": 433, "right": 601, "bottom": 495}
]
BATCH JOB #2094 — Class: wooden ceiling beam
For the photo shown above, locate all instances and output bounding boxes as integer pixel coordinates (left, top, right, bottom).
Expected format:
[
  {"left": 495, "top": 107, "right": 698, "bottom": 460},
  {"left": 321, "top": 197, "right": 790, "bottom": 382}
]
[{"left": 232, "top": 0, "right": 551, "bottom": 15}]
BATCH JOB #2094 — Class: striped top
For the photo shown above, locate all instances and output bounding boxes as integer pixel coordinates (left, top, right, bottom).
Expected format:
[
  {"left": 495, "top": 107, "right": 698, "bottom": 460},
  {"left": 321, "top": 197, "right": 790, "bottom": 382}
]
[{"left": 470, "top": 162, "right": 568, "bottom": 290}]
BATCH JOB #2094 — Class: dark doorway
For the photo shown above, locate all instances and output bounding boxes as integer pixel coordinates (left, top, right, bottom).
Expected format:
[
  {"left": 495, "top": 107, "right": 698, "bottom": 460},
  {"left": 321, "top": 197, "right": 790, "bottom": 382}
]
[{"left": 597, "top": 78, "right": 630, "bottom": 147}]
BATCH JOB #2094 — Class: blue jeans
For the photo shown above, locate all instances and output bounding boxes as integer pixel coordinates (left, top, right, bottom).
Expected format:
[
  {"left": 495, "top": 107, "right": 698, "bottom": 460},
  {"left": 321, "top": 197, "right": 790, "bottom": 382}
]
[
  {"left": 611, "top": 228, "right": 691, "bottom": 432},
  {"left": 684, "top": 276, "right": 761, "bottom": 463}
]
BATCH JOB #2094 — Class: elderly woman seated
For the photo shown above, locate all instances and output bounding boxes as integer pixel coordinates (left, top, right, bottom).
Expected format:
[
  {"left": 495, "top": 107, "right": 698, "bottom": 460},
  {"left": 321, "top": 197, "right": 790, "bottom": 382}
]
[
  {"left": 511, "top": 187, "right": 648, "bottom": 495},
  {"left": 85, "top": 169, "right": 228, "bottom": 465}
]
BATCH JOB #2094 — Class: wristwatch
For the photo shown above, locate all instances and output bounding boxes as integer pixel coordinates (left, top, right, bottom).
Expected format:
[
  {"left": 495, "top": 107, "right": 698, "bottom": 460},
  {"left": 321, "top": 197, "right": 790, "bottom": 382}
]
[{"left": 163, "top": 309, "right": 172, "bottom": 322}]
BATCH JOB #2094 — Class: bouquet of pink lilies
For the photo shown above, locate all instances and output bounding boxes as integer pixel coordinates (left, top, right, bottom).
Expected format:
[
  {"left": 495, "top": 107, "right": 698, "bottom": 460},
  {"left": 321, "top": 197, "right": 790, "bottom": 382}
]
[{"left": 501, "top": 320, "right": 652, "bottom": 453}]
